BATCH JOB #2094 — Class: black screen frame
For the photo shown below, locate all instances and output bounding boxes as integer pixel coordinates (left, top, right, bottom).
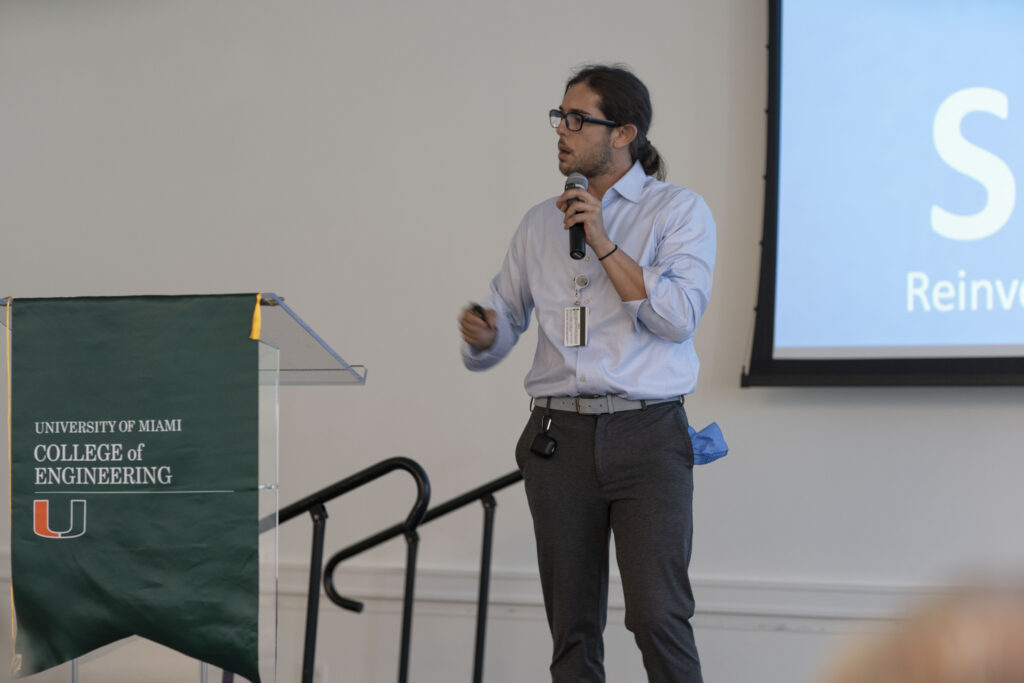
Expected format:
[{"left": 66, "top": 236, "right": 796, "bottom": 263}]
[{"left": 741, "top": 0, "right": 1024, "bottom": 387}]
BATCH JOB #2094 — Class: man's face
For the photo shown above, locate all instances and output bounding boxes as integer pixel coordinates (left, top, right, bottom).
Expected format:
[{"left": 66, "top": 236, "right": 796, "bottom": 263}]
[{"left": 555, "top": 83, "right": 615, "bottom": 178}]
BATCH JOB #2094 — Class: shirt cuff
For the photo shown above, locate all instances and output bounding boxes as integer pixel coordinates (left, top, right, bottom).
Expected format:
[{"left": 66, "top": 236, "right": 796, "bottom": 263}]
[
  {"left": 460, "top": 323, "right": 509, "bottom": 371},
  {"left": 623, "top": 298, "right": 645, "bottom": 332}
]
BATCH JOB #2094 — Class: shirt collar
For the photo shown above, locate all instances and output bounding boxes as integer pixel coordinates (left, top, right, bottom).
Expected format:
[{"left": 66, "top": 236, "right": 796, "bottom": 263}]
[{"left": 605, "top": 160, "right": 647, "bottom": 205}]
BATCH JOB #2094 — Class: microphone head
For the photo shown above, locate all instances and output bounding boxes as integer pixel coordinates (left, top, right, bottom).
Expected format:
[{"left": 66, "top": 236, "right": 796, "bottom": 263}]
[{"left": 565, "top": 172, "right": 588, "bottom": 191}]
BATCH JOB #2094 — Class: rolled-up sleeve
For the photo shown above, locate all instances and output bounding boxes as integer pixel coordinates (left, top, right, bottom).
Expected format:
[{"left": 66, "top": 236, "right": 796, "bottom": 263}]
[{"left": 634, "top": 194, "right": 716, "bottom": 343}]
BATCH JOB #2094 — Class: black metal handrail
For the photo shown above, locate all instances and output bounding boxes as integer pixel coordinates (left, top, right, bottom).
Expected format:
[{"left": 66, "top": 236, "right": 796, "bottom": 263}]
[
  {"left": 324, "top": 469, "right": 524, "bottom": 683},
  {"left": 223, "top": 466, "right": 523, "bottom": 683},
  {"left": 260, "top": 456, "right": 431, "bottom": 683}
]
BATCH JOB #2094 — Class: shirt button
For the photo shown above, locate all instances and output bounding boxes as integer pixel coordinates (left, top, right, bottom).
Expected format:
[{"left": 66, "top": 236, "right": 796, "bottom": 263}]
[
  {"left": 584, "top": 256, "right": 591, "bottom": 262},
  {"left": 580, "top": 376, "right": 587, "bottom": 382},
  {"left": 584, "top": 299, "right": 590, "bottom": 305}
]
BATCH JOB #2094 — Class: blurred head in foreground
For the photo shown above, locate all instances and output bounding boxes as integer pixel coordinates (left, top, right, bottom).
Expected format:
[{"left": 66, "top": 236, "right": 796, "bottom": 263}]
[{"left": 823, "top": 585, "right": 1024, "bottom": 683}]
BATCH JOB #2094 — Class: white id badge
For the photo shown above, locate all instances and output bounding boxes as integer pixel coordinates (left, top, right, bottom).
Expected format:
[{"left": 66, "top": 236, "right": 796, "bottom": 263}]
[{"left": 564, "top": 306, "right": 588, "bottom": 347}]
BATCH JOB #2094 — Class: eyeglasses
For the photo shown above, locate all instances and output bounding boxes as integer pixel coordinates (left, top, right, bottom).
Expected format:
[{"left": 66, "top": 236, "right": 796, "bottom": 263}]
[{"left": 549, "top": 109, "right": 619, "bottom": 131}]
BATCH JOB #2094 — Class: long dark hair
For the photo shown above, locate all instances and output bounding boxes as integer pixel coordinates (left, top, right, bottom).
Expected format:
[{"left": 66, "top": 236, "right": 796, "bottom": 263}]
[{"left": 566, "top": 64, "right": 666, "bottom": 180}]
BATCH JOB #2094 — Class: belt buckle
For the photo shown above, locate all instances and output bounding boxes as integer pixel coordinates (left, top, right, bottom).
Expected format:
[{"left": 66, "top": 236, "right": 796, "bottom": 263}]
[{"left": 575, "top": 396, "right": 606, "bottom": 414}]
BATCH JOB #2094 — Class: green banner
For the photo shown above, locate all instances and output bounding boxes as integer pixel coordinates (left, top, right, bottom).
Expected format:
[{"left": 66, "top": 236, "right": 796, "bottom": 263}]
[{"left": 8, "top": 294, "right": 262, "bottom": 681}]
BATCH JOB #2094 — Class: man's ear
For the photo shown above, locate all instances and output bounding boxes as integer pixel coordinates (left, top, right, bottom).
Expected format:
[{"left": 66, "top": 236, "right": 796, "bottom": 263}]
[{"left": 614, "top": 123, "right": 638, "bottom": 150}]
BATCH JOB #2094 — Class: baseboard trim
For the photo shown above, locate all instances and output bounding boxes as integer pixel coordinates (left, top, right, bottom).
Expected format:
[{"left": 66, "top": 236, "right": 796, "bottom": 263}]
[
  {"left": 0, "top": 548, "right": 941, "bottom": 625},
  {"left": 278, "top": 561, "right": 942, "bottom": 622}
]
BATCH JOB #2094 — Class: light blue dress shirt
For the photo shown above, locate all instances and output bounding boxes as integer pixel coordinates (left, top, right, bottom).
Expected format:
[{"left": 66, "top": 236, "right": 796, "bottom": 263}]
[{"left": 463, "top": 161, "right": 716, "bottom": 400}]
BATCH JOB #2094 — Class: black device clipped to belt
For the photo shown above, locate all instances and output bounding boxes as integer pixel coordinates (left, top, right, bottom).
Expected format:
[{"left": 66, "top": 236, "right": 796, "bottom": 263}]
[{"left": 530, "top": 408, "right": 557, "bottom": 458}]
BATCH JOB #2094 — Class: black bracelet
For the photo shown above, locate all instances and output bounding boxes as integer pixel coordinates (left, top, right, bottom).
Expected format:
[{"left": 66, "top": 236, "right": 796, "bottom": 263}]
[{"left": 598, "top": 244, "right": 618, "bottom": 261}]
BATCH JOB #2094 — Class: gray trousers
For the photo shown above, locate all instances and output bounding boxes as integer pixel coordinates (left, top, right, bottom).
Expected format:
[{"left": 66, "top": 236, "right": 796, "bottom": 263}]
[{"left": 515, "top": 401, "right": 701, "bottom": 683}]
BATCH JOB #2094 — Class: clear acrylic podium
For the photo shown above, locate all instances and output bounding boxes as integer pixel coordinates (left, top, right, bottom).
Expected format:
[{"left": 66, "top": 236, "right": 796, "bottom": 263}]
[
  {"left": 1, "top": 293, "right": 365, "bottom": 683},
  {"left": 250, "top": 293, "right": 367, "bottom": 683}
]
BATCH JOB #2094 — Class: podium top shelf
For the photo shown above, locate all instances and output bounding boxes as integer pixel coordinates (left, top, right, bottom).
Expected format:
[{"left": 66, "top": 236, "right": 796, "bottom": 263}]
[
  {"left": 1, "top": 293, "right": 367, "bottom": 387},
  {"left": 259, "top": 292, "right": 366, "bottom": 386}
]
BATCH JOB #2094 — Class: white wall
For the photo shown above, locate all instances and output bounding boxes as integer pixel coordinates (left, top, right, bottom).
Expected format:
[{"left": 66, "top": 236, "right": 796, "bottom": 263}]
[{"left": 3, "top": 1, "right": 1024, "bottom": 681}]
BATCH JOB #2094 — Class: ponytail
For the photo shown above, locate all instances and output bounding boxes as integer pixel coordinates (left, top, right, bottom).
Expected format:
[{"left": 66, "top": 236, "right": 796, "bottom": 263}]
[{"left": 637, "top": 139, "right": 666, "bottom": 181}]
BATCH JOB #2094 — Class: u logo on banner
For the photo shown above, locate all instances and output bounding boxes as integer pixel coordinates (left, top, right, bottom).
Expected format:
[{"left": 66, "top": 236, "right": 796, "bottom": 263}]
[{"left": 33, "top": 499, "right": 87, "bottom": 539}]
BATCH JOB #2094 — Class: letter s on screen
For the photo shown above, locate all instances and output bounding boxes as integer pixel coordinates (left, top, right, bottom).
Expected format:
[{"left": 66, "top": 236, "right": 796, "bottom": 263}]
[{"left": 931, "top": 87, "right": 1016, "bottom": 241}]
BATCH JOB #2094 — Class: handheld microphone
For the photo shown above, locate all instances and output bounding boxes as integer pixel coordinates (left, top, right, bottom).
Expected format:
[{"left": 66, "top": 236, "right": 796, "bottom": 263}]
[{"left": 565, "top": 172, "right": 588, "bottom": 260}]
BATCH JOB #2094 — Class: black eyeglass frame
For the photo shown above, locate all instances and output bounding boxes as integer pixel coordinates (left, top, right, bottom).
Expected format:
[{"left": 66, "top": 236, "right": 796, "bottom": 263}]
[{"left": 549, "top": 109, "right": 620, "bottom": 131}]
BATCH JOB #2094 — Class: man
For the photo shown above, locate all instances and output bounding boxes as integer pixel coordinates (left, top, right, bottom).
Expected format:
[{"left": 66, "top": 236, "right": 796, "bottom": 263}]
[{"left": 459, "top": 64, "right": 715, "bottom": 682}]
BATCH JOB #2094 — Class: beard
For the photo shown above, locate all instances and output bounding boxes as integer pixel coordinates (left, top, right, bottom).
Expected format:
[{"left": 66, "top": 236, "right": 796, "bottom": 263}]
[{"left": 560, "top": 133, "right": 615, "bottom": 178}]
